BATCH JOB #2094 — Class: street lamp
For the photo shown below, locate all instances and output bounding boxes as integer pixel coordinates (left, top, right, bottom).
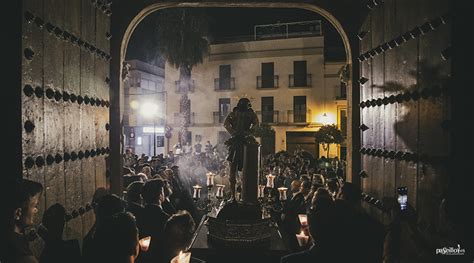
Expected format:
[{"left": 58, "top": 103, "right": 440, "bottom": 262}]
[
  {"left": 322, "top": 113, "right": 329, "bottom": 125},
  {"left": 140, "top": 102, "right": 159, "bottom": 156}
]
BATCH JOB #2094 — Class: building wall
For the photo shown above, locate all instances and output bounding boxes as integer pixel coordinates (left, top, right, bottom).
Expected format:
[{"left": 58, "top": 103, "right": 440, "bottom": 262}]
[
  {"left": 124, "top": 60, "right": 165, "bottom": 156},
  {"left": 165, "top": 35, "right": 345, "bottom": 157},
  {"left": 21, "top": 0, "right": 110, "bottom": 243},
  {"left": 358, "top": 0, "right": 451, "bottom": 228}
]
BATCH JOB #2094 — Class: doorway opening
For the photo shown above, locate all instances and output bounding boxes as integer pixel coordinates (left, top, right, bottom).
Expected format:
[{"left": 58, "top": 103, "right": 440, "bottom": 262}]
[{"left": 114, "top": 2, "right": 355, "bottom": 191}]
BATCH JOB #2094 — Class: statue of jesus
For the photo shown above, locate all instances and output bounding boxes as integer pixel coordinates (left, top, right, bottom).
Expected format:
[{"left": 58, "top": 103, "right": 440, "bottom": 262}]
[{"left": 224, "top": 98, "right": 259, "bottom": 200}]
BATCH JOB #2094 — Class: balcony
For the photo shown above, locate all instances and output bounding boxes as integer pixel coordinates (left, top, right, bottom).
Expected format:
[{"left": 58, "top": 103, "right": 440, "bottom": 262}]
[
  {"left": 256, "top": 110, "right": 279, "bottom": 124},
  {"left": 257, "top": 75, "right": 279, "bottom": 89},
  {"left": 173, "top": 112, "right": 195, "bottom": 126},
  {"left": 213, "top": 111, "right": 230, "bottom": 124},
  {"left": 214, "top": 78, "right": 236, "bottom": 91},
  {"left": 289, "top": 74, "right": 312, "bottom": 88},
  {"left": 175, "top": 80, "right": 195, "bottom": 93},
  {"left": 254, "top": 20, "right": 322, "bottom": 41},
  {"left": 286, "top": 109, "right": 312, "bottom": 124}
]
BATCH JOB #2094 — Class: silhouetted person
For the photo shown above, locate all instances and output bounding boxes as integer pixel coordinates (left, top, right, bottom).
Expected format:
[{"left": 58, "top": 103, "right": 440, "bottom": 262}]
[
  {"left": 160, "top": 211, "right": 196, "bottom": 263},
  {"left": 5, "top": 179, "right": 43, "bottom": 263},
  {"left": 39, "top": 203, "right": 80, "bottom": 263},
  {"left": 204, "top": 141, "right": 213, "bottom": 157},
  {"left": 161, "top": 180, "right": 177, "bottom": 215},
  {"left": 82, "top": 193, "right": 124, "bottom": 263},
  {"left": 299, "top": 180, "right": 311, "bottom": 196},
  {"left": 326, "top": 178, "right": 339, "bottom": 199},
  {"left": 310, "top": 187, "right": 333, "bottom": 213},
  {"left": 140, "top": 179, "right": 170, "bottom": 262},
  {"left": 335, "top": 182, "right": 385, "bottom": 262},
  {"left": 281, "top": 202, "right": 347, "bottom": 263},
  {"left": 123, "top": 175, "right": 144, "bottom": 189},
  {"left": 282, "top": 179, "right": 307, "bottom": 250},
  {"left": 94, "top": 212, "right": 140, "bottom": 263},
  {"left": 194, "top": 142, "right": 202, "bottom": 155},
  {"left": 126, "top": 181, "right": 145, "bottom": 233}
]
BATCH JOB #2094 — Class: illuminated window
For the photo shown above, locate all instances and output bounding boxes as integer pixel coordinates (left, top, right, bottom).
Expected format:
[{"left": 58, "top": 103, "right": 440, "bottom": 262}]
[{"left": 137, "top": 137, "right": 142, "bottom": 145}]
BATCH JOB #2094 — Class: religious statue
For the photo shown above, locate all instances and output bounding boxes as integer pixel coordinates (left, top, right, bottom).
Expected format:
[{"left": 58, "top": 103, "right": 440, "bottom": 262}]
[{"left": 223, "top": 98, "right": 259, "bottom": 199}]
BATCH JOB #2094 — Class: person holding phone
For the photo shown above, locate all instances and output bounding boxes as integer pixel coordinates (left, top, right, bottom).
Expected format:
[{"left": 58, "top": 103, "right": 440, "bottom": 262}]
[
  {"left": 383, "top": 187, "right": 433, "bottom": 262},
  {"left": 397, "top": 186, "right": 408, "bottom": 211}
]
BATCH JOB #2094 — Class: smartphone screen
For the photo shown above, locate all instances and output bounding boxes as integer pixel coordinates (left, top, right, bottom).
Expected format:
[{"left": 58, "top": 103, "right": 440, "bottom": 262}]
[{"left": 397, "top": 186, "right": 408, "bottom": 210}]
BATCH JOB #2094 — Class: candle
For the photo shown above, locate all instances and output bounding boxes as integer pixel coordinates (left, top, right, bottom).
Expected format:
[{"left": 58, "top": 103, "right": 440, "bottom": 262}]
[
  {"left": 192, "top": 185, "right": 202, "bottom": 199},
  {"left": 236, "top": 192, "right": 241, "bottom": 201},
  {"left": 295, "top": 230, "right": 309, "bottom": 247},
  {"left": 298, "top": 214, "right": 308, "bottom": 226},
  {"left": 139, "top": 236, "right": 151, "bottom": 252},
  {"left": 206, "top": 172, "right": 215, "bottom": 187},
  {"left": 170, "top": 250, "right": 191, "bottom": 263},
  {"left": 257, "top": 185, "right": 266, "bottom": 198},
  {"left": 278, "top": 187, "right": 288, "bottom": 201},
  {"left": 266, "top": 174, "right": 275, "bottom": 188},
  {"left": 216, "top": 184, "right": 225, "bottom": 198}
]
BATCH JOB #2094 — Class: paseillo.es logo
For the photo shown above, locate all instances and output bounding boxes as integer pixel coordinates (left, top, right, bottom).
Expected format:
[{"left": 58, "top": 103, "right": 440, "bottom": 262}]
[{"left": 435, "top": 244, "right": 465, "bottom": 256}]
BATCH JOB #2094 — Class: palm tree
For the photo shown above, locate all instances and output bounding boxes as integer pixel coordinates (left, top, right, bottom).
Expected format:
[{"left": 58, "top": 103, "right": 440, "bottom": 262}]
[
  {"left": 314, "top": 124, "right": 344, "bottom": 158},
  {"left": 155, "top": 8, "right": 209, "bottom": 144}
]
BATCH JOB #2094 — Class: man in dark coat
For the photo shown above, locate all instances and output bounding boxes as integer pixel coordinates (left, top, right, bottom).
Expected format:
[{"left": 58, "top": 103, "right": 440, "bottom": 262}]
[
  {"left": 140, "top": 179, "right": 170, "bottom": 262},
  {"left": 281, "top": 179, "right": 306, "bottom": 250},
  {"left": 281, "top": 202, "right": 349, "bottom": 263},
  {"left": 40, "top": 203, "right": 81, "bottom": 263},
  {"left": 125, "top": 181, "right": 145, "bottom": 234}
]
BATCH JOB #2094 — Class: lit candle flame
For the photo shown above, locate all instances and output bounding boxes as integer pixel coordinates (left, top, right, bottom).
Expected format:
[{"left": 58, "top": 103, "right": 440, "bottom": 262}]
[
  {"left": 296, "top": 230, "right": 309, "bottom": 247},
  {"left": 206, "top": 172, "right": 215, "bottom": 186},
  {"left": 139, "top": 236, "right": 151, "bottom": 252},
  {"left": 192, "top": 185, "right": 202, "bottom": 199},
  {"left": 258, "top": 185, "right": 266, "bottom": 198},
  {"left": 298, "top": 214, "right": 308, "bottom": 226},
  {"left": 216, "top": 184, "right": 225, "bottom": 198},
  {"left": 277, "top": 187, "right": 288, "bottom": 201},
  {"left": 266, "top": 174, "right": 275, "bottom": 188},
  {"left": 171, "top": 250, "right": 191, "bottom": 263}
]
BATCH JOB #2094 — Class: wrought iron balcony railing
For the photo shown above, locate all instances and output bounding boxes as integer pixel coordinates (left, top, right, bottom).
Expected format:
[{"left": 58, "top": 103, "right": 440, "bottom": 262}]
[
  {"left": 256, "top": 75, "right": 279, "bottom": 89},
  {"left": 289, "top": 74, "right": 312, "bottom": 88},
  {"left": 256, "top": 110, "right": 279, "bottom": 124},
  {"left": 286, "top": 109, "right": 312, "bottom": 124},
  {"left": 213, "top": 111, "right": 229, "bottom": 124},
  {"left": 214, "top": 78, "right": 236, "bottom": 91}
]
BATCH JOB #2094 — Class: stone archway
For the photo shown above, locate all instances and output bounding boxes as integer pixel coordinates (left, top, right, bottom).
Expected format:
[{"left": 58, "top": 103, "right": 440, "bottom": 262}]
[{"left": 110, "top": 1, "right": 361, "bottom": 194}]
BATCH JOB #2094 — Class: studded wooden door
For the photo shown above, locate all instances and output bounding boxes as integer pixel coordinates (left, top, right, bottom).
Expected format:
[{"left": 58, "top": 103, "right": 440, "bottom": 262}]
[
  {"left": 357, "top": 0, "right": 451, "bottom": 229},
  {"left": 22, "top": 0, "right": 111, "bottom": 241}
]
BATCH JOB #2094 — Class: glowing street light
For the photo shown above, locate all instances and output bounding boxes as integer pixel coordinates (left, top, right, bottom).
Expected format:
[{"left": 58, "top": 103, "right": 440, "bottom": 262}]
[
  {"left": 138, "top": 102, "right": 160, "bottom": 156},
  {"left": 130, "top": 100, "right": 139, "bottom": 110},
  {"left": 140, "top": 102, "right": 159, "bottom": 119},
  {"left": 322, "top": 113, "right": 329, "bottom": 125}
]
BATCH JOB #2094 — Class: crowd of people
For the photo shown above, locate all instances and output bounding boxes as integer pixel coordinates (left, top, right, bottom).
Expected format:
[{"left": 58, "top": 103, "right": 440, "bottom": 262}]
[{"left": 4, "top": 145, "right": 457, "bottom": 262}]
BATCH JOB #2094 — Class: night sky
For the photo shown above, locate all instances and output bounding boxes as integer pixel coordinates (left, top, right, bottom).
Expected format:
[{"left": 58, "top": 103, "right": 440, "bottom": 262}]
[{"left": 126, "top": 8, "right": 346, "bottom": 66}]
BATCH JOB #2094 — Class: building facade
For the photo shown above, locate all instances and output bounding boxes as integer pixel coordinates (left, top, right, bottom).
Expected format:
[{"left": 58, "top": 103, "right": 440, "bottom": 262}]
[
  {"left": 164, "top": 21, "right": 347, "bottom": 159},
  {"left": 123, "top": 59, "right": 166, "bottom": 157}
]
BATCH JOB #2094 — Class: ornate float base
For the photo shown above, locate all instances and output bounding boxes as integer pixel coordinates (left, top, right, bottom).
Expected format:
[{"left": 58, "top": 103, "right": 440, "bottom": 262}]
[{"left": 207, "top": 200, "right": 271, "bottom": 248}]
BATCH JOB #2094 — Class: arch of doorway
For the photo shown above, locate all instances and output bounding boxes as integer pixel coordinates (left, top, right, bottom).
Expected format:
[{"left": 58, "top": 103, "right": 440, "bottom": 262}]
[{"left": 109, "top": 1, "right": 362, "bottom": 194}]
